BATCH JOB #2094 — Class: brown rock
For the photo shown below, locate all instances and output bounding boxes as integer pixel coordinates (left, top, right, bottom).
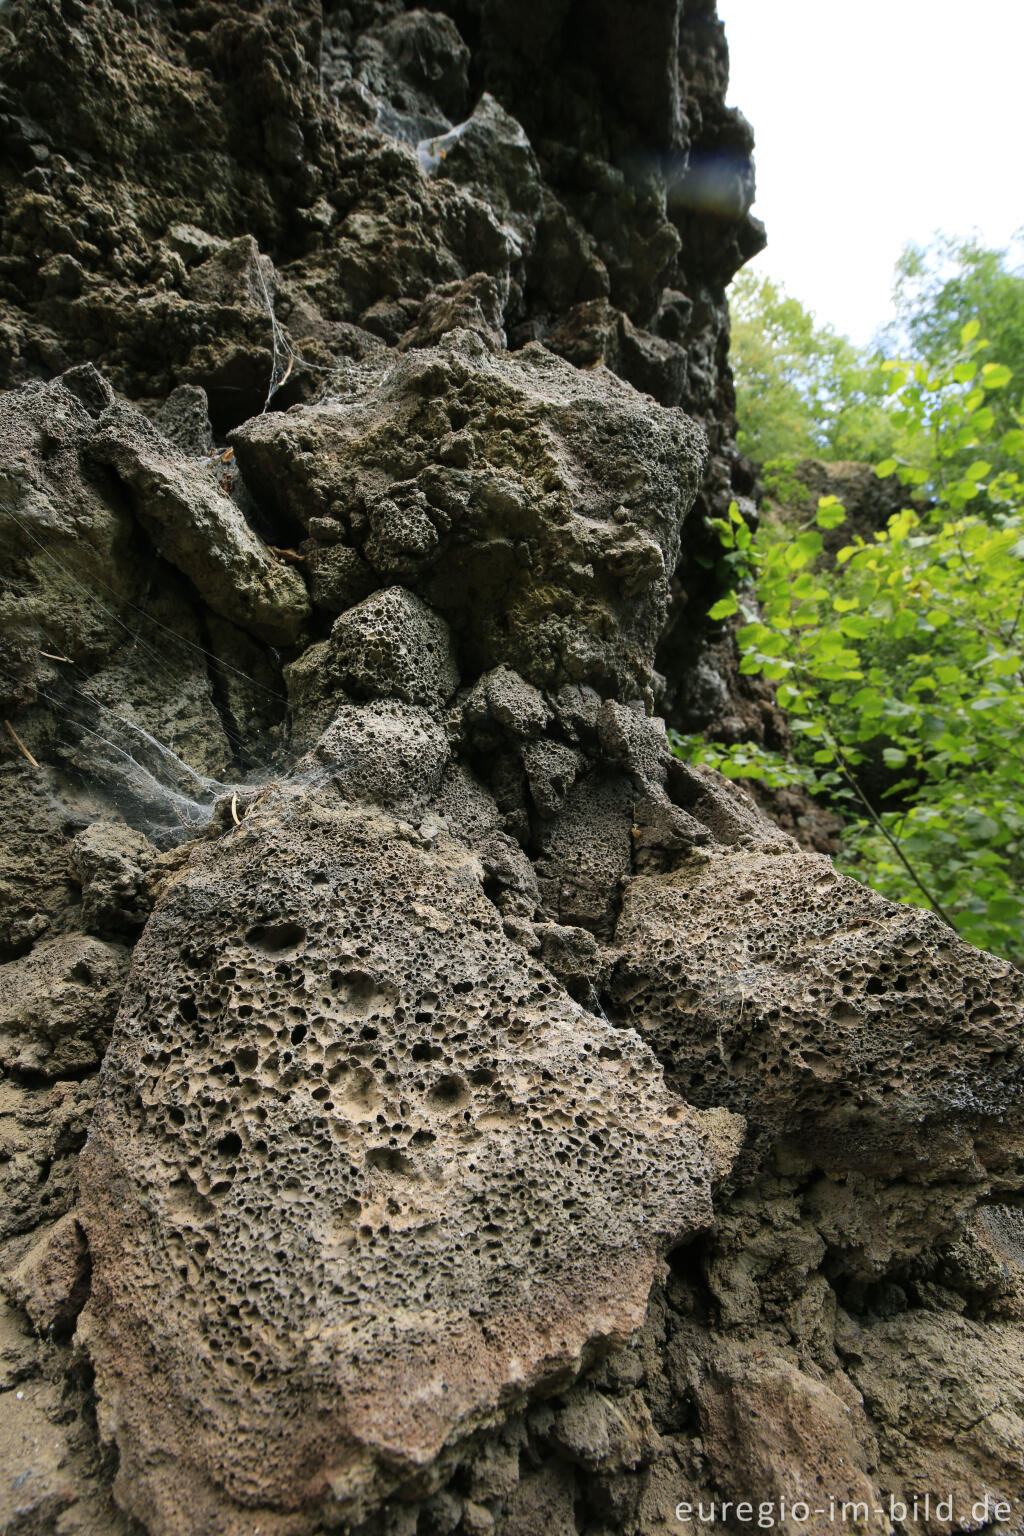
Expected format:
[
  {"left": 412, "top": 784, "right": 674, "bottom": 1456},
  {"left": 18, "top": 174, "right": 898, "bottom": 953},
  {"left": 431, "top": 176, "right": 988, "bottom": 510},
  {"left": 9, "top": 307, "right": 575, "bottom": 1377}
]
[
  {"left": 696, "top": 1351, "right": 882, "bottom": 1536},
  {"left": 78, "top": 792, "right": 727, "bottom": 1534},
  {"left": 5, "top": 1211, "right": 90, "bottom": 1335},
  {"left": 0, "top": 934, "right": 128, "bottom": 1079}
]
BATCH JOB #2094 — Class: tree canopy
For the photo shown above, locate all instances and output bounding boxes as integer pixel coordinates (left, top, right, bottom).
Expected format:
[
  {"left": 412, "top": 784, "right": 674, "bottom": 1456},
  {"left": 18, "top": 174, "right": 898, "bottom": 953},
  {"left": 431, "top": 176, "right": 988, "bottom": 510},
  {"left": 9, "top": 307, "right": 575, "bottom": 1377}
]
[
  {"left": 730, "top": 234, "right": 1024, "bottom": 471},
  {"left": 729, "top": 268, "right": 896, "bottom": 465}
]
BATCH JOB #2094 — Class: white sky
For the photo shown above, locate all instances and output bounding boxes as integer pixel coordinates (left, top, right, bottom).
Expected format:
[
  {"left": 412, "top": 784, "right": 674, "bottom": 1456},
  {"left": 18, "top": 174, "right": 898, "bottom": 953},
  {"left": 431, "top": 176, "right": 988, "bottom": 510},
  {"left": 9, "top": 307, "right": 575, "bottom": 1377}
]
[{"left": 715, "top": 0, "right": 1024, "bottom": 345}]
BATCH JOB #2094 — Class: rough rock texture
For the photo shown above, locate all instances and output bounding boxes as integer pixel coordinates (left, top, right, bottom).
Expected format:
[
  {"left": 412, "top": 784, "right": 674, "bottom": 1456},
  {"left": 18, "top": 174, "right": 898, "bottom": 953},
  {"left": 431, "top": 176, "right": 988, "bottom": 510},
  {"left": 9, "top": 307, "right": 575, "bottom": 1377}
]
[
  {"left": 232, "top": 333, "right": 706, "bottom": 703},
  {"left": 89, "top": 400, "right": 310, "bottom": 645},
  {"left": 79, "top": 794, "right": 722, "bottom": 1532},
  {"left": 1, "top": 4, "right": 1023, "bottom": 1536},
  {"left": 611, "top": 846, "right": 1024, "bottom": 1170},
  {"left": 0, "top": 933, "right": 128, "bottom": 1079}
]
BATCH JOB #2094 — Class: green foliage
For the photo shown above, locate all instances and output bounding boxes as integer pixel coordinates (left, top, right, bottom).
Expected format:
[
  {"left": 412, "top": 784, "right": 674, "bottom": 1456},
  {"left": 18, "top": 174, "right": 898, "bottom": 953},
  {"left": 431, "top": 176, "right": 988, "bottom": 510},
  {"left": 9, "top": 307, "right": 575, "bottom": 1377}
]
[
  {"left": 871, "top": 321, "right": 1024, "bottom": 507},
  {"left": 729, "top": 269, "right": 898, "bottom": 465},
  {"left": 887, "top": 232, "right": 1024, "bottom": 428},
  {"left": 676, "top": 344, "right": 1024, "bottom": 962}
]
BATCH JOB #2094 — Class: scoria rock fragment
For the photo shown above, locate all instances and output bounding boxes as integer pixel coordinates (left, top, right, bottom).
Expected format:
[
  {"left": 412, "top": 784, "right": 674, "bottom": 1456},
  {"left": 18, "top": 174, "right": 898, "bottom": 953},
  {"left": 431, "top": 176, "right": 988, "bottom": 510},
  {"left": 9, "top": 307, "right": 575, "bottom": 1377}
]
[{"left": 78, "top": 794, "right": 722, "bottom": 1533}]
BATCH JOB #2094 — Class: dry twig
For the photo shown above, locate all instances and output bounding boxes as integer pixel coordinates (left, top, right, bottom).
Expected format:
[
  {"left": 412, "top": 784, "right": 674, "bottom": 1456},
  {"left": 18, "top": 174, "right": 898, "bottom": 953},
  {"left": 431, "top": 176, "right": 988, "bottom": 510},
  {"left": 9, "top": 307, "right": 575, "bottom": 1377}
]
[{"left": 4, "top": 719, "right": 39, "bottom": 768}]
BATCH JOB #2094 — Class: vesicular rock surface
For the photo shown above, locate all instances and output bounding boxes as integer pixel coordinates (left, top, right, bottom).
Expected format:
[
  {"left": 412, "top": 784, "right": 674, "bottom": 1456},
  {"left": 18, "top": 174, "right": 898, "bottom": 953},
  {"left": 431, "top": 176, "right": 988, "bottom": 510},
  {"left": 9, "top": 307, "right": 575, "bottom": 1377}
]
[
  {"left": 79, "top": 797, "right": 721, "bottom": 1532},
  {"left": 0, "top": 4, "right": 1023, "bottom": 1536}
]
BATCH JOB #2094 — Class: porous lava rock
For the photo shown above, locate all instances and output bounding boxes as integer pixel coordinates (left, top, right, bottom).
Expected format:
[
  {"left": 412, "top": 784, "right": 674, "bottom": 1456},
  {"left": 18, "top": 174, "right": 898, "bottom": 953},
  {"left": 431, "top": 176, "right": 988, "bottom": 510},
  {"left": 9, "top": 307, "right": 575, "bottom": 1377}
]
[
  {"left": 70, "top": 820, "right": 161, "bottom": 937},
  {"left": 0, "top": 932, "right": 128, "bottom": 1079},
  {"left": 232, "top": 331, "right": 707, "bottom": 702},
  {"left": 78, "top": 792, "right": 722, "bottom": 1533},
  {"left": 609, "top": 846, "right": 1024, "bottom": 1165},
  {"left": 330, "top": 585, "right": 459, "bottom": 707}
]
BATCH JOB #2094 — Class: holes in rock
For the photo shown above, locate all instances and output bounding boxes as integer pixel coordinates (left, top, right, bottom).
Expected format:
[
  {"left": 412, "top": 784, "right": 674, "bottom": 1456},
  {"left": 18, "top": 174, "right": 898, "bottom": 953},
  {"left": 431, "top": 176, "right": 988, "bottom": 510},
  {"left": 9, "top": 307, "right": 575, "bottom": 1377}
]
[
  {"left": 290, "top": 1023, "right": 308, "bottom": 1045},
  {"left": 330, "top": 966, "right": 398, "bottom": 1018},
  {"left": 246, "top": 921, "right": 307, "bottom": 955},
  {"left": 217, "top": 1132, "right": 242, "bottom": 1158},
  {"left": 427, "top": 1074, "right": 470, "bottom": 1111},
  {"left": 332, "top": 1064, "right": 383, "bottom": 1119},
  {"left": 365, "top": 1147, "right": 416, "bottom": 1177}
]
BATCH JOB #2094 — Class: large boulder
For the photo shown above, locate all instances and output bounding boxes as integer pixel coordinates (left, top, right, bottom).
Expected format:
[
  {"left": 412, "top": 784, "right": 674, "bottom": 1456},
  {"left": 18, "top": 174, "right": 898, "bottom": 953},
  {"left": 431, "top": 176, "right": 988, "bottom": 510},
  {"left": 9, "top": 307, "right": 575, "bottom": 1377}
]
[{"left": 78, "top": 790, "right": 730, "bottom": 1534}]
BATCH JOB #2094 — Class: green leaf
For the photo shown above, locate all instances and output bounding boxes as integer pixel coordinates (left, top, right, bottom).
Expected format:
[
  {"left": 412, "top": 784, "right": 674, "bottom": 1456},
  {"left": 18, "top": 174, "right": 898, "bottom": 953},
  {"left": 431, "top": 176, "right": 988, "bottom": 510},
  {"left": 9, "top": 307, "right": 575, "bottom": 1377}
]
[
  {"left": 882, "top": 748, "right": 908, "bottom": 768},
  {"left": 816, "top": 499, "right": 846, "bottom": 530},
  {"left": 707, "top": 593, "right": 738, "bottom": 620},
  {"left": 981, "top": 362, "right": 1012, "bottom": 390},
  {"left": 960, "top": 319, "right": 981, "bottom": 345},
  {"left": 875, "top": 458, "right": 898, "bottom": 478},
  {"left": 965, "top": 461, "right": 992, "bottom": 481}
]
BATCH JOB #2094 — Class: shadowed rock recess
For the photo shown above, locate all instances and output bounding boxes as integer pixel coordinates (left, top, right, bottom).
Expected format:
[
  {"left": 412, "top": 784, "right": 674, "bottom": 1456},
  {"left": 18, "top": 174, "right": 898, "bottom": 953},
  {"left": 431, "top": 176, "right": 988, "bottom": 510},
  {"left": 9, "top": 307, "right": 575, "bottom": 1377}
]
[{"left": 0, "top": 5, "right": 1022, "bottom": 1536}]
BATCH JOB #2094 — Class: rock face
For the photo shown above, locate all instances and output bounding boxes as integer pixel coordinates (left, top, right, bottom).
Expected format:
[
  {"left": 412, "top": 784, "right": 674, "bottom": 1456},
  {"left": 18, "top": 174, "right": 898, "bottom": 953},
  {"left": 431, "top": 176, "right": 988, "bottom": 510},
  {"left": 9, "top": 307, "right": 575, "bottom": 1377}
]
[
  {"left": 233, "top": 333, "right": 706, "bottom": 701},
  {"left": 0, "top": 4, "right": 1022, "bottom": 1536}
]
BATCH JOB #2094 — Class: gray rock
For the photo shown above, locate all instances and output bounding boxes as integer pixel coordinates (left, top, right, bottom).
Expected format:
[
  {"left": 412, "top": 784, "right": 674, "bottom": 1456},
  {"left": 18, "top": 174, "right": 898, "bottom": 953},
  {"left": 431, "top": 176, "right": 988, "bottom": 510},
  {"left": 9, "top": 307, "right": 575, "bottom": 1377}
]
[
  {"left": 0, "top": 934, "right": 128, "bottom": 1078},
  {"left": 431, "top": 93, "right": 543, "bottom": 252},
  {"left": 231, "top": 333, "right": 707, "bottom": 703},
  {"left": 610, "top": 844, "right": 1024, "bottom": 1192},
  {"left": 71, "top": 821, "right": 159, "bottom": 936},
  {"left": 89, "top": 407, "right": 310, "bottom": 646},
  {"left": 309, "top": 700, "right": 451, "bottom": 811},
  {"left": 302, "top": 541, "right": 376, "bottom": 616},
  {"left": 331, "top": 586, "right": 459, "bottom": 708},
  {"left": 521, "top": 739, "right": 580, "bottom": 818},
  {"left": 152, "top": 386, "right": 215, "bottom": 458}
]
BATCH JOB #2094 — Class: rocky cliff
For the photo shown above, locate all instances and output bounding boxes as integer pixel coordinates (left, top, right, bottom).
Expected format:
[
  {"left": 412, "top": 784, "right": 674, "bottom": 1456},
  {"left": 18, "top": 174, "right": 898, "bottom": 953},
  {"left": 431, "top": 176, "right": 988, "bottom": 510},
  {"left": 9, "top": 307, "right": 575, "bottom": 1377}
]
[{"left": 1, "top": 5, "right": 1023, "bottom": 1536}]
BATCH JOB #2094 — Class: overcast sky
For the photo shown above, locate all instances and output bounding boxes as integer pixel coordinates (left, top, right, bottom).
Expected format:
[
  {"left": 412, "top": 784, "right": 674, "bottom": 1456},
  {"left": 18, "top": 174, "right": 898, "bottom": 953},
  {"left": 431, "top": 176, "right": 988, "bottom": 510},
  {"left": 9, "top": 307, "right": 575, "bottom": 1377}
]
[{"left": 715, "top": 0, "right": 1024, "bottom": 345}]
